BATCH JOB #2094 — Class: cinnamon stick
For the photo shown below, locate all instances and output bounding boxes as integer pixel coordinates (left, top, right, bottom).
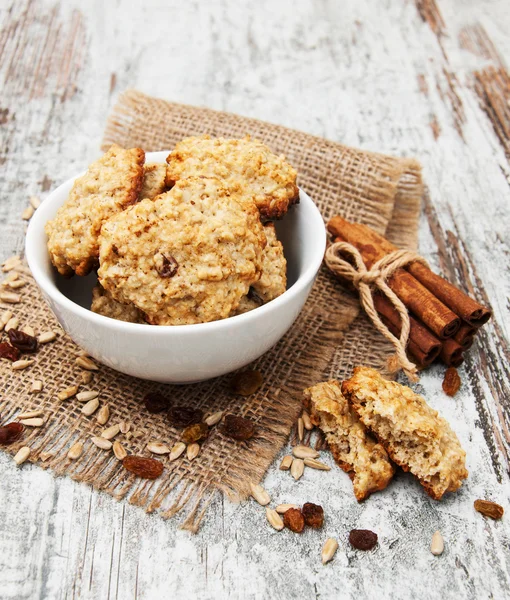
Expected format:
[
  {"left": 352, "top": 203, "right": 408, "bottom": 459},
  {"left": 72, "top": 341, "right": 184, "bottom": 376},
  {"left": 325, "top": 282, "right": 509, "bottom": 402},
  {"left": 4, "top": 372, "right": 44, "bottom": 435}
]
[
  {"left": 328, "top": 218, "right": 461, "bottom": 339},
  {"left": 380, "top": 315, "right": 434, "bottom": 367},
  {"left": 373, "top": 294, "right": 442, "bottom": 365},
  {"left": 440, "top": 338, "right": 464, "bottom": 367},
  {"left": 454, "top": 323, "right": 476, "bottom": 348}
]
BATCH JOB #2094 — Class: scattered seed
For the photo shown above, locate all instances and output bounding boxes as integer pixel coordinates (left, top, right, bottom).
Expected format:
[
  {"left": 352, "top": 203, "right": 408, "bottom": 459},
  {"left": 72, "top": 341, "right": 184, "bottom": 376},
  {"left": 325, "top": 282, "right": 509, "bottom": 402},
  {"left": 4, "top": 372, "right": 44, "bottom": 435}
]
[
  {"left": 38, "top": 331, "right": 56, "bottom": 344},
  {"left": 169, "top": 442, "right": 186, "bottom": 461},
  {"left": 96, "top": 405, "right": 110, "bottom": 425},
  {"left": 119, "top": 421, "right": 130, "bottom": 434},
  {"left": 279, "top": 455, "right": 293, "bottom": 470},
  {"left": 275, "top": 503, "right": 299, "bottom": 514},
  {"left": 17, "top": 410, "right": 43, "bottom": 419},
  {"left": 266, "top": 508, "right": 284, "bottom": 531},
  {"left": 21, "top": 324, "right": 35, "bottom": 336},
  {"left": 9, "top": 280, "right": 26, "bottom": 290},
  {"left": 131, "top": 430, "right": 143, "bottom": 439},
  {"left": 2, "top": 272, "right": 19, "bottom": 284},
  {"left": 204, "top": 411, "right": 224, "bottom": 426},
  {"left": 187, "top": 443, "right": 200, "bottom": 460},
  {"left": 2, "top": 256, "right": 21, "bottom": 272},
  {"left": 249, "top": 482, "right": 270, "bottom": 506},
  {"left": 19, "top": 417, "right": 44, "bottom": 427},
  {"left": 147, "top": 441, "right": 171, "bottom": 455},
  {"left": 81, "top": 398, "right": 100, "bottom": 416},
  {"left": 76, "top": 356, "right": 98, "bottom": 370},
  {"left": 297, "top": 417, "right": 304, "bottom": 442},
  {"left": 40, "top": 452, "right": 53, "bottom": 462},
  {"left": 304, "top": 458, "right": 331, "bottom": 471},
  {"left": 29, "top": 196, "right": 41, "bottom": 209},
  {"left": 76, "top": 390, "right": 98, "bottom": 402},
  {"left": 57, "top": 385, "right": 79, "bottom": 401},
  {"left": 81, "top": 371, "right": 93, "bottom": 385},
  {"left": 291, "top": 458, "right": 305, "bottom": 480},
  {"left": 29, "top": 380, "right": 43, "bottom": 394},
  {"left": 293, "top": 445, "right": 319, "bottom": 459},
  {"left": 14, "top": 446, "right": 30, "bottom": 465},
  {"left": 91, "top": 436, "right": 112, "bottom": 450},
  {"left": 0, "top": 291, "right": 21, "bottom": 304},
  {"left": 22, "top": 205, "right": 34, "bottom": 220},
  {"left": 12, "top": 359, "right": 34, "bottom": 370},
  {"left": 430, "top": 531, "right": 444, "bottom": 556},
  {"left": 322, "top": 538, "right": 339, "bottom": 564},
  {"left": 474, "top": 499, "right": 504, "bottom": 520},
  {"left": 113, "top": 441, "right": 127, "bottom": 460},
  {"left": 14, "top": 265, "right": 32, "bottom": 276},
  {"left": 5, "top": 317, "right": 19, "bottom": 332},
  {"left": 101, "top": 424, "right": 120, "bottom": 440},
  {"left": 67, "top": 441, "right": 84, "bottom": 460},
  {"left": 302, "top": 410, "right": 314, "bottom": 431},
  {"left": 0, "top": 309, "right": 13, "bottom": 329}
]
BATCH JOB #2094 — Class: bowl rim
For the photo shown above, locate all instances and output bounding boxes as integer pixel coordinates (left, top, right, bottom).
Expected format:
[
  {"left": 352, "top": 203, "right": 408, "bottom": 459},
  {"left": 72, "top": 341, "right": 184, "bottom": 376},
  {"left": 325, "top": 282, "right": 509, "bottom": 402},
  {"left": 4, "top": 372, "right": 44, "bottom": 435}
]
[{"left": 25, "top": 156, "right": 326, "bottom": 336}]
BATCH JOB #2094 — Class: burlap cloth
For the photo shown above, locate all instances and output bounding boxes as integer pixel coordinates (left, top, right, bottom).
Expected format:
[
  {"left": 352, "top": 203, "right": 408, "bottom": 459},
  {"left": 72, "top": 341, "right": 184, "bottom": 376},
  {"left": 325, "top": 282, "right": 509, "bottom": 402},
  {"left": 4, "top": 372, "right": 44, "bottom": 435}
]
[{"left": 0, "top": 90, "right": 423, "bottom": 532}]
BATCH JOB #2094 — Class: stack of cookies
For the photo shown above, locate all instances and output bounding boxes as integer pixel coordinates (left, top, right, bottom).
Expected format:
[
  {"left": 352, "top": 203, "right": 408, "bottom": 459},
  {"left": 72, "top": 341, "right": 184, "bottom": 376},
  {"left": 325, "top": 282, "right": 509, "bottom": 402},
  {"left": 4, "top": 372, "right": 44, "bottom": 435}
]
[{"left": 45, "top": 137, "right": 299, "bottom": 325}]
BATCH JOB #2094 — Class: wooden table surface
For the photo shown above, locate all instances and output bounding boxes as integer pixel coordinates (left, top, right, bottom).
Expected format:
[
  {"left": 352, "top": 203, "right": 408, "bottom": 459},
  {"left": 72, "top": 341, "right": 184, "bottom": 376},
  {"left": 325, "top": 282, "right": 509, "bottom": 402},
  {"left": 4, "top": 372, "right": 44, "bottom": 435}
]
[{"left": 1, "top": 1, "right": 509, "bottom": 598}]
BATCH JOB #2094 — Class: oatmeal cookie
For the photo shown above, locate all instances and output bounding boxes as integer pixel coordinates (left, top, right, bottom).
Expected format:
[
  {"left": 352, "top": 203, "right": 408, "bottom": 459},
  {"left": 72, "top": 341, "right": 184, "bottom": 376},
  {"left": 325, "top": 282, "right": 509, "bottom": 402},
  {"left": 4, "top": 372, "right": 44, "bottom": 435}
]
[
  {"left": 45, "top": 145, "right": 145, "bottom": 276},
  {"left": 140, "top": 163, "right": 167, "bottom": 199},
  {"left": 91, "top": 284, "right": 145, "bottom": 323},
  {"left": 98, "top": 177, "right": 266, "bottom": 325},
  {"left": 166, "top": 136, "right": 299, "bottom": 220},
  {"left": 342, "top": 367, "right": 468, "bottom": 500},
  {"left": 303, "top": 380, "right": 395, "bottom": 501}
]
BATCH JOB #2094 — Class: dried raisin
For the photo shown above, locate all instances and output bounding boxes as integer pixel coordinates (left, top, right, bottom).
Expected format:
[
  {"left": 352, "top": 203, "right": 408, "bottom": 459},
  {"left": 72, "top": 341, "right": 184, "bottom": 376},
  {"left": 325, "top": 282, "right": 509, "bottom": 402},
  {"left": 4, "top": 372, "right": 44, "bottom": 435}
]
[
  {"left": 122, "top": 455, "right": 164, "bottom": 479},
  {"left": 0, "top": 422, "right": 24, "bottom": 445},
  {"left": 168, "top": 406, "right": 203, "bottom": 428},
  {"left": 283, "top": 508, "right": 305, "bottom": 533},
  {"left": 156, "top": 254, "right": 178, "bottom": 278},
  {"left": 0, "top": 342, "right": 20, "bottom": 362},
  {"left": 442, "top": 367, "right": 461, "bottom": 396},
  {"left": 302, "top": 503, "right": 324, "bottom": 529},
  {"left": 8, "top": 329, "right": 38, "bottom": 353},
  {"left": 182, "top": 422, "right": 209, "bottom": 444},
  {"left": 474, "top": 499, "right": 504, "bottom": 520},
  {"left": 221, "top": 414, "right": 255, "bottom": 441},
  {"left": 230, "top": 370, "right": 263, "bottom": 396},
  {"left": 144, "top": 392, "right": 171, "bottom": 414},
  {"left": 349, "top": 529, "right": 378, "bottom": 550}
]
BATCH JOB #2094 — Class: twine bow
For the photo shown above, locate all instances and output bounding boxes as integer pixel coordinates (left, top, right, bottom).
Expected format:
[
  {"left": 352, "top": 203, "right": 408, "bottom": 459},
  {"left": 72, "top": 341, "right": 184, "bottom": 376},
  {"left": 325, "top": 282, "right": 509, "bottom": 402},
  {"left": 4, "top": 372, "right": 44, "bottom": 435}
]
[{"left": 325, "top": 241, "right": 429, "bottom": 381}]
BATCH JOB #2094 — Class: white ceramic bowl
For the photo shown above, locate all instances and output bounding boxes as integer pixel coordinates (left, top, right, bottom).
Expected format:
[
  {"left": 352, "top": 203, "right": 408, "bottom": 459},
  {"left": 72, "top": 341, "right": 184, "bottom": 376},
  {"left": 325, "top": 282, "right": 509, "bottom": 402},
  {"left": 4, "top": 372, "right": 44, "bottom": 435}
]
[{"left": 26, "top": 151, "right": 326, "bottom": 383}]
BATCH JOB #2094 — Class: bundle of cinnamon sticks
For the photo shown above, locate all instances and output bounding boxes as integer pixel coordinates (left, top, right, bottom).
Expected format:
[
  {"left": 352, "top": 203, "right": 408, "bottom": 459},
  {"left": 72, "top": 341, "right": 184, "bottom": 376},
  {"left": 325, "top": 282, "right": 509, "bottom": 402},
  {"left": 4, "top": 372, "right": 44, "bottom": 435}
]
[{"left": 326, "top": 216, "right": 491, "bottom": 368}]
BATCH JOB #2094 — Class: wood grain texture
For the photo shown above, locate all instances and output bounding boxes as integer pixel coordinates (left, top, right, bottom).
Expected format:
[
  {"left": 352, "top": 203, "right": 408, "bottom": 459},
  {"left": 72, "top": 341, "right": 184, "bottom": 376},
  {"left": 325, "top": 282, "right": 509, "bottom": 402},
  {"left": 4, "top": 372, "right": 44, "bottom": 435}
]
[{"left": 0, "top": 0, "right": 509, "bottom": 598}]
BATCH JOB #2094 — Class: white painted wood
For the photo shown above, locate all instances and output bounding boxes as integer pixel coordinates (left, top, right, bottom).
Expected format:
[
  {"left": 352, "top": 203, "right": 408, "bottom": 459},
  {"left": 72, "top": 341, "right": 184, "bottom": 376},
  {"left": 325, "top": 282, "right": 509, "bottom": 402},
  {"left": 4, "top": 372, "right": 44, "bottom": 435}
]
[{"left": 0, "top": 0, "right": 509, "bottom": 598}]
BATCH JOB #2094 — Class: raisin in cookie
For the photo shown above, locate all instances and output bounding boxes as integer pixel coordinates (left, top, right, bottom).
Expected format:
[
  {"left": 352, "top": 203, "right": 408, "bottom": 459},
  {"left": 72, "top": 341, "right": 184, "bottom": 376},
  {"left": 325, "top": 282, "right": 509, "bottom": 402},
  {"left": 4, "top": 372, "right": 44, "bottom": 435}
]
[
  {"left": 98, "top": 177, "right": 266, "bottom": 325},
  {"left": 45, "top": 145, "right": 145, "bottom": 276},
  {"left": 166, "top": 136, "right": 299, "bottom": 220},
  {"left": 91, "top": 284, "right": 145, "bottom": 323}
]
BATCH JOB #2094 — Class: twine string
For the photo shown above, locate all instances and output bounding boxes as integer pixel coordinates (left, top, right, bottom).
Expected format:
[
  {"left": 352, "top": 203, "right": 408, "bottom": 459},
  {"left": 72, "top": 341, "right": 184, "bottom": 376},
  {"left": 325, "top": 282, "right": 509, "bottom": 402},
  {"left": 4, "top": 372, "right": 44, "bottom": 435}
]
[{"left": 325, "top": 241, "right": 429, "bottom": 381}]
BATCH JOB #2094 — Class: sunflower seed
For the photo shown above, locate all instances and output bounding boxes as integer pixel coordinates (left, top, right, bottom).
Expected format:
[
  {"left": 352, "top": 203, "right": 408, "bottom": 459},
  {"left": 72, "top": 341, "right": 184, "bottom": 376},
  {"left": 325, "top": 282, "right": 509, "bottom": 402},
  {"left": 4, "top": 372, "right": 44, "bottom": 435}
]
[
  {"left": 9, "top": 279, "right": 27, "bottom": 290},
  {"left": 186, "top": 443, "right": 200, "bottom": 460},
  {"left": 29, "top": 196, "right": 41, "bottom": 209},
  {"left": 279, "top": 455, "right": 293, "bottom": 470},
  {"left": 169, "top": 442, "right": 186, "bottom": 460},
  {"left": 67, "top": 442, "right": 84, "bottom": 460},
  {"left": 303, "top": 458, "right": 331, "bottom": 471},
  {"left": 124, "top": 432, "right": 133, "bottom": 440},
  {"left": 2, "top": 256, "right": 21, "bottom": 272},
  {"left": 22, "top": 205, "right": 34, "bottom": 220},
  {"left": 81, "top": 398, "right": 100, "bottom": 416},
  {"left": 0, "top": 310, "right": 13, "bottom": 329},
  {"left": 101, "top": 424, "right": 120, "bottom": 440},
  {"left": 14, "top": 446, "right": 31, "bottom": 465},
  {"left": 291, "top": 458, "right": 305, "bottom": 480},
  {"left": 2, "top": 272, "right": 18, "bottom": 285},
  {"left": 298, "top": 417, "right": 304, "bottom": 442},
  {"left": 80, "top": 371, "right": 93, "bottom": 385},
  {"left": 91, "top": 436, "right": 112, "bottom": 450},
  {"left": 266, "top": 508, "right": 284, "bottom": 531},
  {"left": 249, "top": 482, "right": 270, "bottom": 506},
  {"left": 29, "top": 380, "right": 43, "bottom": 394},
  {"left": 0, "top": 291, "right": 21, "bottom": 304},
  {"left": 96, "top": 404, "right": 110, "bottom": 425},
  {"left": 119, "top": 421, "right": 130, "bottom": 434},
  {"left": 293, "top": 445, "right": 319, "bottom": 459},
  {"left": 131, "top": 430, "right": 143, "bottom": 439},
  {"left": 302, "top": 410, "right": 314, "bottom": 430},
  {"left": 76, "top": 390, "right": 98, "bottom": 402},
  {"left": 5, "top": 317, "right": 19, "bottom": 331},
  {"left": 57, "top": 385, "right": 79, "bottom": 401},
  {"left": 19, "top": 417, "right": 44, "bottom": 427},
  {"left": 18, "top": 409, "right": 43, "bottom": 419},
  {"left": 430, "top": 531, "right": 444, "bottom": 556},
  {"left": 76, "top": 356, "right": 98, "bottom": 371},
  {"left": 322, "top": 538, "right": 339, "bottom": 564},
  {"left": 12, "top": 359, "right": 34, "bottom": 370},
  {"left": 38, "top": 331, "right": 56, "bottom": 344},
  {"left": 147, "top": 441, "right": 171, "bottom": 455},
  {"left": 205, "top": 411, "right": 224, "bottom": 426},
  {"left": 275, "top": 503, "right": 299, "bottom": 514},
  {"left": 113, "top": 441, "right": 127, "bottom": 460},
  {"left": 20, "top": 324, "right": 35, "bottom": 336}
]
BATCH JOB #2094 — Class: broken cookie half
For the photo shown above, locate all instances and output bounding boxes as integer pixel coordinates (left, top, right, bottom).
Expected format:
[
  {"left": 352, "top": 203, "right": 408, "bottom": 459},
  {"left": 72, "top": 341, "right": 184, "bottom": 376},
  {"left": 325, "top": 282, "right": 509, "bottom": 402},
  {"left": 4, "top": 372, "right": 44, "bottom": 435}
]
[{"left": 303, "top": 380, "right": 395, "bottom": 501}]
